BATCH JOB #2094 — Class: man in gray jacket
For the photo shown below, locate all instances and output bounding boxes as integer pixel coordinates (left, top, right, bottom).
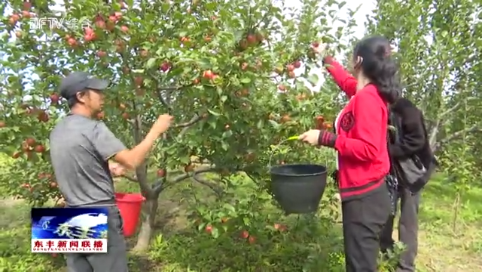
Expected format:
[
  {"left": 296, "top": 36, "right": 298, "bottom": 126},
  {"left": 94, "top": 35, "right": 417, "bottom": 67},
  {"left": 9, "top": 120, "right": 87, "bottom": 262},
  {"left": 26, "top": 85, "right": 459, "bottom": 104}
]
[{"left": 50, "top": 72, "right": 173, "bottom": 272}]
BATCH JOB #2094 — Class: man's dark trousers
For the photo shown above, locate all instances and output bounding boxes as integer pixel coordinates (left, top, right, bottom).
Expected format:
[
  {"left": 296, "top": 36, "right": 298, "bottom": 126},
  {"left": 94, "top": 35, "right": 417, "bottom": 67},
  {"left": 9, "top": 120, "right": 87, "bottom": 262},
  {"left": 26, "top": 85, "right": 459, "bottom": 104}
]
[
  {"left": 342, "top": 184, "right": 391, "bottom": 272},
  {"left": 380, "top": 186, "right": 420, "bottom": 272},
  {"left": 66, "top": 206, "right": 128, "bottom": 272}
]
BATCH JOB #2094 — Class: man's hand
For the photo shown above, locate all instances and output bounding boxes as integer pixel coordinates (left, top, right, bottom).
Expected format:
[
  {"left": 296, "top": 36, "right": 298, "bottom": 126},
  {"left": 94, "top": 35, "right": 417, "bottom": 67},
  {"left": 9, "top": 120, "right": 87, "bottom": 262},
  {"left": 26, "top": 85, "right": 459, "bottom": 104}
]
[
  {"left": 151, "top": 114, "right": 174, "bottom": 136},
  {"left": 109, "top": 162, "right": 125, "bottom": 177}
]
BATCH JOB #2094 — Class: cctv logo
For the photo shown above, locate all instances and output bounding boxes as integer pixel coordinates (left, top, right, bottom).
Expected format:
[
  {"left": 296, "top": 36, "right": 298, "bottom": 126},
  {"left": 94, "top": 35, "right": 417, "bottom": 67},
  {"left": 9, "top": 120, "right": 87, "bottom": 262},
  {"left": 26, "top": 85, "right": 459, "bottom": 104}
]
[{"left": 29, "top": 18, "right": 91, "bottom": 31}]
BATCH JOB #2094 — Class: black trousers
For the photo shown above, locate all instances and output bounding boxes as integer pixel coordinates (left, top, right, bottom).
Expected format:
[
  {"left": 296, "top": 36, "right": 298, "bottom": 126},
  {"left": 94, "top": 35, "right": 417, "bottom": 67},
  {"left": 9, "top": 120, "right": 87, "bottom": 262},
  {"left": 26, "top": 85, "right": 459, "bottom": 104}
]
[
  {"left": 342, "top": 184, "right": 391, "bottom": 272},
  {"left": 380, "top": 187, "right": 420, "bottom": 272},
  {"left": 66, "top": 206, "right": 129, "bottom": 272}
]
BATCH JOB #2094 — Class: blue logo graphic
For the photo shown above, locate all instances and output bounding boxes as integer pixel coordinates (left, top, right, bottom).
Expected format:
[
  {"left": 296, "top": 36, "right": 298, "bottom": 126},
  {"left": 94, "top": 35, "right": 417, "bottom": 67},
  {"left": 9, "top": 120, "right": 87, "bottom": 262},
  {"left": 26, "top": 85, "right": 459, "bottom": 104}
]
[{"left": 31, "top": 208, "right": 109, "bottom": 240}]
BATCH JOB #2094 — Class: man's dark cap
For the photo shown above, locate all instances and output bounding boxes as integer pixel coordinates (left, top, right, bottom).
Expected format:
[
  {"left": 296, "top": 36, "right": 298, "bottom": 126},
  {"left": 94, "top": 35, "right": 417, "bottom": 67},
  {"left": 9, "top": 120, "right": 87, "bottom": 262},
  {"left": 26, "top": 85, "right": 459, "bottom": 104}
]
[{"left": 59, "top": 72, "right": 110, "bottom": 99}]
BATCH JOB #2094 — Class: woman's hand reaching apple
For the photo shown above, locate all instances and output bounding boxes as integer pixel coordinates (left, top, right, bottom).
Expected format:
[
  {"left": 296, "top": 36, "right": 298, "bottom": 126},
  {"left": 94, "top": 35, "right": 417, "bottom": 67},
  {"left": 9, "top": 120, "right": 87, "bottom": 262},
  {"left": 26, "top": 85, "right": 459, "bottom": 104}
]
[{"left": 311, "top": 42, "right": 328, "bottom": 56}]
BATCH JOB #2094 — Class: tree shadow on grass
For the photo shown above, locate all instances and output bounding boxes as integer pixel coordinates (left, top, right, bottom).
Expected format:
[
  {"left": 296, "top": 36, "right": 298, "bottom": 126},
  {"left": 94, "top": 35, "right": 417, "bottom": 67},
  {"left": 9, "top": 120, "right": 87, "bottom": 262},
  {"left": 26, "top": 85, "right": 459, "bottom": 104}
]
[{"left": 146, "top": 214, "right": 346, "bottom": 272}]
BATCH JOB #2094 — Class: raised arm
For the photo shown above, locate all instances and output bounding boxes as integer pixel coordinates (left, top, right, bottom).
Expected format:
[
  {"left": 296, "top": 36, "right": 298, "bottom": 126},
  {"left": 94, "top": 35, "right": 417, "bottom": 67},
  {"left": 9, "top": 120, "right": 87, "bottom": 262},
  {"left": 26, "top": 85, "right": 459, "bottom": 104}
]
[{"left": 323, "top": 56, "right": 358, "bottom": 98}]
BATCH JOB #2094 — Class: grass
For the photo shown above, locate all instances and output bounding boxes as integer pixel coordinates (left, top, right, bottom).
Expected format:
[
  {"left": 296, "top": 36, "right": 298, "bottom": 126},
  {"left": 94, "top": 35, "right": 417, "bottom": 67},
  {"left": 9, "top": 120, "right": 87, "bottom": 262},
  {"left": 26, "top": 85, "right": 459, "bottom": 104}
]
[{"left": 0, "top": 174, "right": 481, "bottom": 271}]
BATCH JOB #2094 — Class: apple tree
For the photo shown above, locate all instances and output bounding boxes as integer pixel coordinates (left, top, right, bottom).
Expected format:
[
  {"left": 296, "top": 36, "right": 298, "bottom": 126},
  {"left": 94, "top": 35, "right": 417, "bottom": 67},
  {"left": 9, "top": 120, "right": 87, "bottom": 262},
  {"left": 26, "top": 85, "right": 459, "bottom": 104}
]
[{"left": 0, "top": 0, "right": 358, "bottom": 250}]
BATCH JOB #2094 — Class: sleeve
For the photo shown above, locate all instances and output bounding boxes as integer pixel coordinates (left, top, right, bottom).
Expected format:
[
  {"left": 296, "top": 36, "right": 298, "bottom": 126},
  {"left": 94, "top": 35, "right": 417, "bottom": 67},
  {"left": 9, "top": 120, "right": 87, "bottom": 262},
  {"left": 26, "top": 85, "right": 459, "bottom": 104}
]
[
  {"left": 91, "top": 122, "right": 127, "bottom": 161},
  {"left": 389, "top": 107, "right": 426, "bottom": 158},
  {"left": 323, "top": 56, "right": 358, "bottom": 98},
  {"left": 333, "top": 90, "right": 384, "bottom": 161}
]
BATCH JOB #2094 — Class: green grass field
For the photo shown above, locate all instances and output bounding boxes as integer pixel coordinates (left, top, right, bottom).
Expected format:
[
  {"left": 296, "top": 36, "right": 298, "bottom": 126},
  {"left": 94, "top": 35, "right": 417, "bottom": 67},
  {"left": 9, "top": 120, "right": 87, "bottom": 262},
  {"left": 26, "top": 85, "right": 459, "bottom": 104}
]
[{"left": 0, "top": 174, "right": 481, "bottom": 271}]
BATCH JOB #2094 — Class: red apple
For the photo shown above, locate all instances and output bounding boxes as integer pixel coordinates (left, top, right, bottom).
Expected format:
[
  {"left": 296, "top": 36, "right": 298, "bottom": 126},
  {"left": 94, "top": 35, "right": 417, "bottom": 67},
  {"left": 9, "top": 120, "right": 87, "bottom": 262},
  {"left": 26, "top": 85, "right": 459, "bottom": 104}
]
[
  {"left": 205, "top": 225, "right": 213, "bottom": 233},
  {"left": 248, "top": 236, "right": 256, "bottom": 244},
  {"left": 157, "top": 169, "right": 166, "bottom": 177},
  {"left": 9, "top": 14, "right": 20, "bottom": 25},
  {"left": 115, "top": 40, "right": 124, "bottom": 52},
  {"left": 12, "top": 152, "right": 21, "bottom": 159},
  {"left": 84, "top": 27, "right": 94, "bottom": 35},
  {"left": 23, "top": 1, "right": 32, "bottom": 11},
  {"left": 0, "top": 121, "right": 5, "bottom": 128},
  {"left": 26, "top": 138, "right": 36, "bottom": 146},
  {"left": 95, "top": 17, "right": 106, "bottom": 29},
  {"left": 134, "top": 76, "right": 143, "bottom": 86},
  {"left": 286, "top": 64, "right": 295, "bottom": 72},
  {"left": 278, "top": 85, "right": 286, "bottom": 91},
  {"left": 67, "top": 38, "right": 77, "bottom": 47},
  {"left": 34, "top": 145, "right": 45, "bottom": 153},
  {"left": 160, "top": 62, "right": 170, "bottom": 72},
  {"left": 240, "top": 230, "right": 249, "bottom": 239},
  {"left": 22, "top": 11, "right": 31, "bottom": 18},
  {"left": 120, "top": 25, "right": 128, "bottom": 33},
  {"left": 247, "top": 34, "right": 257, "bottom": 44},
  {"left": 241, "top": 62, "right": 248, "bottom": 70},
  {"left": 84, "top": 33, "right": 96, "bottom": 42},
  {"left": 114, "top": 12, "right": 122, "bottom": 19},
  {"left": 108, "top": 15, "right": 117, "bottom": 23},
  {"left": 312, "top": 42, "right": 319, "bottom": 47},
  {"left": 293, "top": 60, "right": 301, "bottom": 68},
  {"left": 96, "top": 50, "right": 107, "bottom": 58},
  {"left": 50, "top": 94, "right": 59, "bottom": 103},
  {"left": 202, "top": 70, "right": 214, "bottom": 79},
  {"left": 121, "top": 112, "right": 129, "bottom": 119},
  {"left": 184, "top": 164, "right": 195, "bottom": 172},
  {"left": 288, "top": 71, "right": 296, "bottom": 78}
]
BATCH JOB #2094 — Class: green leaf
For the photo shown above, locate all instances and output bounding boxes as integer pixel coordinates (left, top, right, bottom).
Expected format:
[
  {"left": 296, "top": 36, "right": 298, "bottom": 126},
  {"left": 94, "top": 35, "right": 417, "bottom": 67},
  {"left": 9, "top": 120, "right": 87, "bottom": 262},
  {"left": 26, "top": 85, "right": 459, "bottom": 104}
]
[
  {"left": 207, "top": 109, "right": 221, "bottom": 116},
  {"left": 146, "top": 58, "right": 157, "bottom": 69},
  {"left": 240, "top": 78, "right": 251, "bottom": 84}
]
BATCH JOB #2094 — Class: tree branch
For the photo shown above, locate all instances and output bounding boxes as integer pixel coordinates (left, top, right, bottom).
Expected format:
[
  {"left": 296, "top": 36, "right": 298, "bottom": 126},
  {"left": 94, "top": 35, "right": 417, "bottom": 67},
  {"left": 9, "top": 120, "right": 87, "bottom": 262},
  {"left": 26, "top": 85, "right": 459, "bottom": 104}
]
[
  {"left": 193, "top": 173, "right": 224, "bottom": 196},
  {"left": 156, "top": 89, "right": 172, "bottom": 110},
  {"left": 173, "top": 114, "right": 202, "bottom": 128},
  {"left": 153, "top": 166, "right": 220, "bottom": 192},
  {"left": 434, "top": 125, "right": 482, "bottom": 152},
  {"left": 439, "top": 101, "right": 462, "bottom": 119}
]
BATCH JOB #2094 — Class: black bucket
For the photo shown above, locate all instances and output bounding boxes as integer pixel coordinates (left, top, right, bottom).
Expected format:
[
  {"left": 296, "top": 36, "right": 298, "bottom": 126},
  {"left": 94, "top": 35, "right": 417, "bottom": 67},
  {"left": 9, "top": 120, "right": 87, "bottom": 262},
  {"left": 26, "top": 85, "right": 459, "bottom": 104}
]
[{"left": 270, "top": 164, "right": 327, "bottom": 214}]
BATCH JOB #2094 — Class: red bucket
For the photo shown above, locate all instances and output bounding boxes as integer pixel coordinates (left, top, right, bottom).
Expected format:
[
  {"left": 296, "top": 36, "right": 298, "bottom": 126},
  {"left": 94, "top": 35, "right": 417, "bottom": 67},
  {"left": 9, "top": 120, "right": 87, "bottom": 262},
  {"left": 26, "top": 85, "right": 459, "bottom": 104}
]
[{"left": 115, "top": 193, "right": 145, "bottom": 237}]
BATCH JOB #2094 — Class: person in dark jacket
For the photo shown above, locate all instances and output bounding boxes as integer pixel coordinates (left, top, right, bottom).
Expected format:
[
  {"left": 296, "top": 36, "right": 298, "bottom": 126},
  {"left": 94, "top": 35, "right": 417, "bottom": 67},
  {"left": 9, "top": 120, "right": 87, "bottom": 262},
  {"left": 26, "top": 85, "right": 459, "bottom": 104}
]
[
  {"left": 299, "top": 36, "right": 400, "bottom": 272},
  {"left": 380, "top": 97, "right": 435, "bottom": 272}
]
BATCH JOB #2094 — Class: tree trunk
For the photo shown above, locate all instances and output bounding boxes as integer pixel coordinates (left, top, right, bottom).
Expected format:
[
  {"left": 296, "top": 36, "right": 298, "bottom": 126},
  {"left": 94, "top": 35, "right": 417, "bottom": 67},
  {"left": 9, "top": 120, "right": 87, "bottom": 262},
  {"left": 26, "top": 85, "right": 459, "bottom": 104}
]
[
  {"left": 132, "top": 194, "right": 159, "bottom": 252},
  {"left": 131, "top": 161, "right": 161, "bottom": 252}
]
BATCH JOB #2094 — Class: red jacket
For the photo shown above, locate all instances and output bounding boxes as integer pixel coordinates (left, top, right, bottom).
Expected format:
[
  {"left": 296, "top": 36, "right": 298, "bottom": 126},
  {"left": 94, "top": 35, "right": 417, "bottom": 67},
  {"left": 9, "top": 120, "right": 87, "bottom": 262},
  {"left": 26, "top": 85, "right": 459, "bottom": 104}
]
[{"left": 324, "top": 57, "right": 390, "bottom": 199}]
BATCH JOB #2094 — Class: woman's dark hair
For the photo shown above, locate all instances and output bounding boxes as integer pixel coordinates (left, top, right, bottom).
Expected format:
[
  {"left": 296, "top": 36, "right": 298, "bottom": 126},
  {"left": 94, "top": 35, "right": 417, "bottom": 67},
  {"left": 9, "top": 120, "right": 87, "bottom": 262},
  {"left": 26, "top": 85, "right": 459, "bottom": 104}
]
[{"left": 353, "top": 36, "right": 401, "bottom": 104}]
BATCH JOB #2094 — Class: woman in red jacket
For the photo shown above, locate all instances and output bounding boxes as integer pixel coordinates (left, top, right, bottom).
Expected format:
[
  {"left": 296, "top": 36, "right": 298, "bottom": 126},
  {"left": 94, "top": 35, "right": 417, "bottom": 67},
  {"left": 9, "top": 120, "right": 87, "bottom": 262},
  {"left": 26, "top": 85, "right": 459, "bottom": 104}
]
[{"left": 299, "top": 36, "right": 401, "bottom": 272}]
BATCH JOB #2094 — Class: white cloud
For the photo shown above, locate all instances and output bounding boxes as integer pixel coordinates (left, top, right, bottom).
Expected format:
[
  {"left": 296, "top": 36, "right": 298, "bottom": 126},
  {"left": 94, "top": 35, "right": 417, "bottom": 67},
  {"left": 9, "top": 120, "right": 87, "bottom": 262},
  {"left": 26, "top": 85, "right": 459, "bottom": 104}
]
[{"left": 66, "top": 213, "right": 108, "bottom": 229}]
